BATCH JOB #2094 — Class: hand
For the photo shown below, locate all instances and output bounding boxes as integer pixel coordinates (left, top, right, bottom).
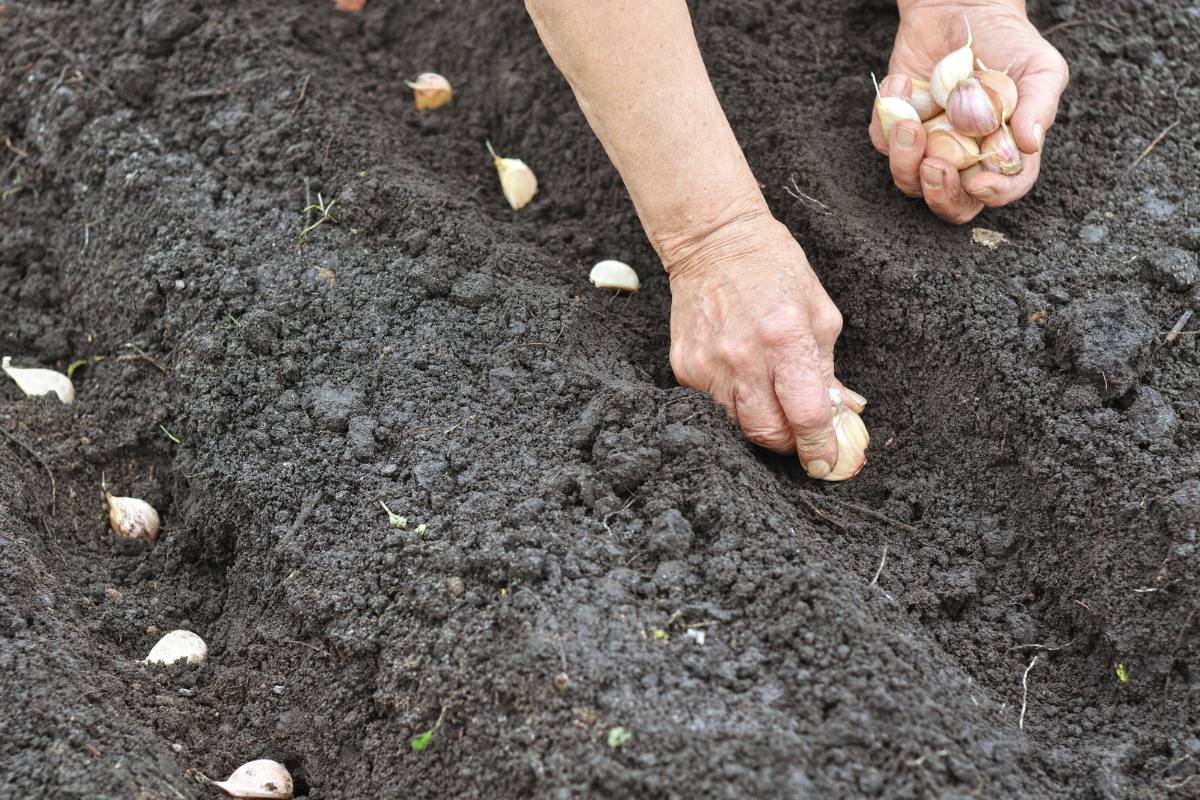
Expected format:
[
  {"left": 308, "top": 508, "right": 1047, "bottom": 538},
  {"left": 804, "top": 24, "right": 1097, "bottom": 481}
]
[
  {"left": 868, "top": 0, "right": 1069, "bottom": 223},
  {"left": 664, "top": 210, "right": 866, "bottom": 479}
]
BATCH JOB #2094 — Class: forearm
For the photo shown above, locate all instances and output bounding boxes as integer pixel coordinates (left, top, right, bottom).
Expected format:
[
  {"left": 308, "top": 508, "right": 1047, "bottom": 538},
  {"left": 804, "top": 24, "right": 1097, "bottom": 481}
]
[{"left": 525, "top": 0, "right": 766, "bottom": 266}]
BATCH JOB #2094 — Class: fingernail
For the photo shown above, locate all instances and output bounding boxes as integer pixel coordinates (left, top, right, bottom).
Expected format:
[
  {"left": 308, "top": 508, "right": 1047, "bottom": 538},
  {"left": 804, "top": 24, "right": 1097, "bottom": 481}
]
[
  {"left": 805, "top": 459, "right": 832, "bottom": 479},
  {"left": 881, "top": 75, "right": 906, "bottom": 96},
  {"left": 921, "top": 164, "right": 943, "bottom": 190},
  {"left": 894, "top": 125, "right": 916, "bottom": 149},
  {"left": 972, "top": 186, "right": 996, "bottom": 201},
  {"left": 1033, "top": 123, "right": 1045, "bottom": 153},
  {"left": 845, "top": 388, "right": 868, "bottom": 408}
]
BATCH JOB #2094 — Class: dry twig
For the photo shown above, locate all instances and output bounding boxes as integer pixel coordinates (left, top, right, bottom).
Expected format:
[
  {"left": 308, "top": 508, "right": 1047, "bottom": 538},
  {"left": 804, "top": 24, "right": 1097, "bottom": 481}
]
[{"left": 1019, "top": 655, "right": 1039, "bottom": 730}]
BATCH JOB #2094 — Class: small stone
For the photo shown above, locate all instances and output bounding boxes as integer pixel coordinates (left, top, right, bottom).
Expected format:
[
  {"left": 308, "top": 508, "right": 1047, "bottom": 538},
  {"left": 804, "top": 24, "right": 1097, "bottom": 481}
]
[
  {"left": 446, "top": 576, "right": 465, "bottom": 597},
  {"left": 1141, "top": 247, "right": 1199, "bottom": 291}
]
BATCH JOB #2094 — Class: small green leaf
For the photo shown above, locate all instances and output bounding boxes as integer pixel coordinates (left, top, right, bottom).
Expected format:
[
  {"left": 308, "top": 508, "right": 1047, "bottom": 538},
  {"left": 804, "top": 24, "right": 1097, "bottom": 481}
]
[
  {"left": 410, "top": 730, "right": 433, "bottom": 751},
  {"left": 159, "top": 425, "right": 182, "bottom": 444},
  {"left": 66, "top": 359, "right": 88, "bottom": 378},
  {"left": 379, "top": 501, "right": 406, "bottom": 529},
  {"left": 652, "top": 628, "right": 667, "bottom": 641},
  {"left": 415, "top": 523, "right": 427, "bottom": 535},
  {"left": 607, "top": 727, "right": 632, "bottom": 749},
  {"left": 1116, "top": 663, "right": 1129, "bottom": 683}
]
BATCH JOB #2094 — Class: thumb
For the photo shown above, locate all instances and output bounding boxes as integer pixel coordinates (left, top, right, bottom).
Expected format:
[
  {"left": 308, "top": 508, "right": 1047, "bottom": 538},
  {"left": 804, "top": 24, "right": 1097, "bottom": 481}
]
[
  {"left": 1009, "top": 54, "right": 1069, "bottom": 155},
  {"left": 774, "top": 356, "right": 837, "bottom": 479}
]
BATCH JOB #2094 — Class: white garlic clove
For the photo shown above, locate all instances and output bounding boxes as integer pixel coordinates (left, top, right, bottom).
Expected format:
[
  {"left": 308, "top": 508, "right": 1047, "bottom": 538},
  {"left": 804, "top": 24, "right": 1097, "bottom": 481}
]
[
  {"left": 975, "top": 69, "right": 1017, "bottom": 122},
  {"left": 106, "top": 492, "right": 161, "bottom": 542},
  {"left": 213, "top": 759, "right": 294, "bottom": 799},
  {"left": 486, "top": 141, "right": 538, "bottom": 211},
  {"left": 405, "top": 72, "right": 452, "bottom": 111},
  {"left": 925, "top": 127, "right": 982, "bottom": 171},
  {"left": 589, "top": 260, "right": 641, "bottom": 293},
  {"left": 929, "top": 17, "right": 975, "bottom": 108},
  {"left": 946, "top": 76, "right": 1001, "bottom": 137},
  {"left": 2, "top": 356, "right": 75, "bottom": 404},
  {"left": 822, "top": 406, "right": 870, "bottom": 482},
  {"left": 980, "top": 123, "right": 1024, "bottom": 176},
  {"left": 144, "top": 629, "right": 208, "bottom": 665},
  {"left": 871, "top": 73, "right": 921, "bottom": 143},
  {"left": 907, "top": 78, "right": 943, "bottom": 121}
]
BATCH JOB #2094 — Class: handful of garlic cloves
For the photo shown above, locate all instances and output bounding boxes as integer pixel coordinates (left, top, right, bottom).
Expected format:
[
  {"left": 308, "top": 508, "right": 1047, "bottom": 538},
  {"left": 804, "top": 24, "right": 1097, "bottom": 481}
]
[{"left": 872, "top": 16, "right": 1024, "bottom": 180}]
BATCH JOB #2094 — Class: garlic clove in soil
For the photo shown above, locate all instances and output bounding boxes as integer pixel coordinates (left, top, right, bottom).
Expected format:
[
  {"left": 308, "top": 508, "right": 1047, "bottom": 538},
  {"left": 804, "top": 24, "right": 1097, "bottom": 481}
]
[
  {"left": 213, "top": 759, "right": 294, "bottom": 799},
  {"left": 929, "top": 17, "right": 974, "bottom": 107},
  {"left": 980, "top": 122, "right": 1024, "bottom": 176},
  {"left": 871, "top": 73, "right": 921, "bottom": 143},
  {"left": 2, "top": 356, "right": 75, "bottom": 404},
  {"left": 822, "top": 405, "right": 870, "bottom": 482},
  {"left": 946, "top": 75, "right": 1002, "bottom": 137},
  {"left": 144, "top": 629, "right": 208, "bottom": 666},
  {"left": 106, "top": 492, "right": 161, "bottom": 542},
  {"left": 486, "top": 141, "right": 538, "bottom": 211},
  {"left": 907, "top": 78, "right": 943, "bottom": 121},
  {"left": 405, "top": 72, "right": 453, "bottom": 111},
  {"left": 589, "top": 260, "right": 641, "bottom": 293}
]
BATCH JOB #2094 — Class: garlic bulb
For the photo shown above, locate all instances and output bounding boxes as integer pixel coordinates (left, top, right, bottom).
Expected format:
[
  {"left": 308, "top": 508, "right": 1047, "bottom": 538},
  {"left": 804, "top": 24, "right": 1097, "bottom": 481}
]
[
  {"left": 486, "top": 141, "right": 537, "bottom": 211},
  {"left": 925, "top": 127, "right": 982, "bottom": 170},
  {"left": 214, "top": 760, "right": 294, "bottom": 800},
  {"left": 980, "top": 123, "right": 1023, "bottom": 175},
  {"left": 589, "top": 260, "right": 640, "bottom": 293},
  {"left": 871, "top": 73, "right": 920, "bottom": 143},
  {"left": 106, "top": 492, "right": 161, "bottom": 542},
  {"left": 144, "top": 630, "right": 208, "bottom": 665},
  {"left": 2, "top": 356, "right": 75, "bottom": 404},
  {"left": 975, "top": 68, "right": 1017, "bottom": 122},
  {"left": 405, "top": 73, "right": 452, "bottom": 111},
  {"left": 946, "top": 75, "right": 1001, "bottom": 137},
  {"left": 929, "top": 17, "right": 974, "bottom": 107},
  {"left": 908, "top": 78, "right": 943, "bottom": 121}
]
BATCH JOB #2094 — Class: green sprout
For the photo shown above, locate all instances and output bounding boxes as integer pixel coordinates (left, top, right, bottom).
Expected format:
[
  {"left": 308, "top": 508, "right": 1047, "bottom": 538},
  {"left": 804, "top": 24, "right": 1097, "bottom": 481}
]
[
  {"left": 652, "top": 628, "right": 667, "bottom": 641},
  {"left": 1116, "top": 663, "right": 1129, "bottom": 683},
  {"left": 414, "top": 523, "right": 427, "bottom": 535},
  {"left": 607, "top": 727, "right": 632, "bottom": 749},
  {"left": 410, "top": 730, "right": 433, "bottom": 751},
  {"left": 65, "top": 359, "right": 88, "bottom": 378},
  {"left": 299, "top": 192, "right": 338, "bottom": 245},
  {"left": 159, "top": 425, "right": 182, "bottom": 444},
  {"left": 379, "top": 501, "right": 406, "bottom": 529}
]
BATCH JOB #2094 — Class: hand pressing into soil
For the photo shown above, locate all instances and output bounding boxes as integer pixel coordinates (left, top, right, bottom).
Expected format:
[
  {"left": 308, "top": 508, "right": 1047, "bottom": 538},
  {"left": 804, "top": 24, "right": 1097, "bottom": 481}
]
[
  {"left": 869, "top": 0, "right": 1069, "bottom": 223},
  {"left": 525, "top": 0, "right": 864, "bottom": 478},
  {"left": 665, "top": 212, "right": 866, "bottom": 477}
]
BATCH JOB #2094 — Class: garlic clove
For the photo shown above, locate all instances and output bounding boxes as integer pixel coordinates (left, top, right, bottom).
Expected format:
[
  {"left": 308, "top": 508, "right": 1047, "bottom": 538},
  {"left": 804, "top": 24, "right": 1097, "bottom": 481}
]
[
  {"left": 980, "top": 122, "right": 1024, "bottom": 175},
  {"left": 589, "top": 260, "right": 640, "bottom": 293},
  {"left": 486, "top": 141, "right": 538, "bottom": 211},
  {"left": 2, "top": 356, "right": 75, "bottom": 404},
  {"left": 974, "top": 69, "right": 1017, "bottom": 122},
  {"left": 822, "top": 406, "right": 869, "bottom": 482},
  {"left": 908, "top": 78, "right": 943, "bottom": 121},
  {"left": 925, "top": 127, "right": 982, "bottom": 170},
  {"left": 144, "top": 629, "right": 208, "bottom": 665},
  {"left": 405, "top": 72, "right": 452, "bottom": 111},
  {"left": 922, "top": 112, "right": 951, "bottom": 134},
  {"left": 213, "top": 759, "right": 293, "bottom": 800},
  {"left": 106, "top": 492, "right": 162, "bottom": 542},
  {"left": 929, "top": 17, "right": 974, "bottom": 107},
  {"left": 871, "top": 73, "right": 921, "bottom": 143},
  {"left": 946, "top": 76, "right": 1001, "bottom": 137}
]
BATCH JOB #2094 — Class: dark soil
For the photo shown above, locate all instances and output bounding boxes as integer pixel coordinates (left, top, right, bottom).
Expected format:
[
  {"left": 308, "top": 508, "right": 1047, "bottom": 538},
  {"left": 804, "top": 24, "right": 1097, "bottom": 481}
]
[{"left": 2, "top": 0, "right": 1198, "bottom": 797}]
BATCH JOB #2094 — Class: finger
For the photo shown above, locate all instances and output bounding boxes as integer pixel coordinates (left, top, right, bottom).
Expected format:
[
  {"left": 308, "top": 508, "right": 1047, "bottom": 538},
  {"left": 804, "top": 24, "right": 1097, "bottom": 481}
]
[
  {"left": 732, "top": 385, "right": 796, "bottom": 454},
  {"left": 1010, "top": 54, "right": 1070, "bottom": 155},
  {"left": 869, "top": 74, "right": 912, "bottom": 155},
  {"left": 888, "top": 120, "right": 925, "bottom": 197},
  {"left": 773, "top": 346, "right": 838, "bottom": 479},
  {"left": 919, "top": 157, "right": 984, "bottom": 224},
  {"left": 962, "top": 150, "right": 1042, "bottom": 207},
  {"left": 830, "top": 379, "right": 867, "bottom": 414}
]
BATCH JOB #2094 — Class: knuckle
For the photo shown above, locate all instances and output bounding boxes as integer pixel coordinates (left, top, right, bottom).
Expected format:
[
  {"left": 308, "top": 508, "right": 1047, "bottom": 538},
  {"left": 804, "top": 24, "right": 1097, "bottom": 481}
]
[
  {"left": 714, "top": 340, "right": 755, "bottom": 372},
  {"left": 812, "top": 303, "right": 843, "bottom": 341},
  {"left": 756, "top": 311, "right": 806, "bottom": 349}
]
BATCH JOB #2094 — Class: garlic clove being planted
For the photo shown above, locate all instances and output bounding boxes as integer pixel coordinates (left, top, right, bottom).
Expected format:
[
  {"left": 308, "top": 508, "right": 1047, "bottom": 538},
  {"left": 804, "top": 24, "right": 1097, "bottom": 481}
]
[
  {"left": 908, "top": 78, "right": 943, "bottom": 121},
  {"left": 871, "top": 73, "right": 920, "bottom": 143},
  {"left": 589, "top": 260, "right": 641, "bottom": 293},
  {"left": 925, "top": 127, "right": 982, "bottom": 170},
  {"left": 106, "top": 492, "right": 161, "bottom": 542},
  {"left": 213, "top": 759, "right": 294, "bottom": 800},
  {"left": 822, "top": 406, "right": 870, "bottom": 482},
  {"left": 929, "top": 17, "right": 974, "bottom": 108},
  {"left": 486, "top": 141, "right": 538, "bottom": 211},
  {"left": 980, "top": 122, "right": 1024, "bottom": 175},
  {"left": 2, "top": 356, "right": 75, "bottom": 404},
  {"left": 405, "top": 73, "right": 453, "bottom": 111},
  {"left": 144, "top": 629, "right": 208, "bottom": 665},
  {"left": 946, "top": 75, "right": 1001, "bottom": 137}
]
